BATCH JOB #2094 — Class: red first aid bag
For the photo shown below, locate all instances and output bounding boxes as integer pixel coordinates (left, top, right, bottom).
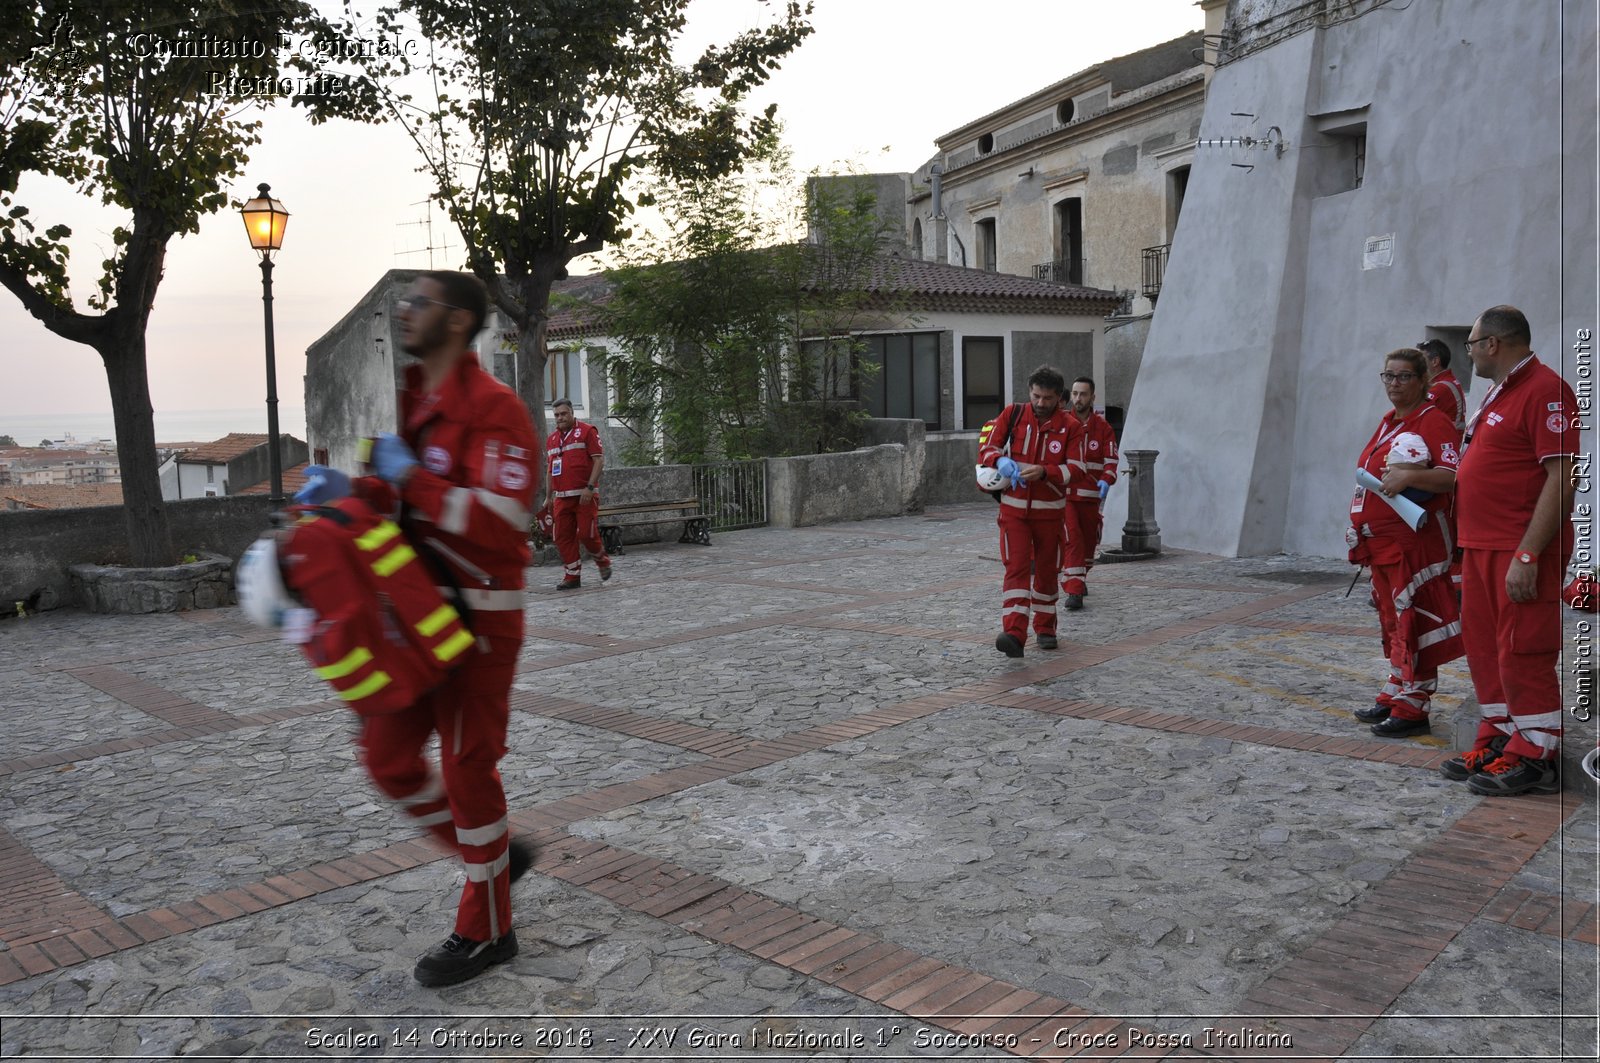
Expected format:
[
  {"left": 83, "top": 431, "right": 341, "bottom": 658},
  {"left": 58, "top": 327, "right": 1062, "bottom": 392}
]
[{"left": 277, "top": 497, "right": 477, "bottom": 714}]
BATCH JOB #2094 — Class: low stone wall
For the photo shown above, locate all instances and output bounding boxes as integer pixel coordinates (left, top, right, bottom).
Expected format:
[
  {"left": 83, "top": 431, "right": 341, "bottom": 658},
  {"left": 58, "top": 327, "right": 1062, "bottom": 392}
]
[
  {"left": 70, "top": 553, "right": 235, "bottom": 614},
  {"left": 1, "top": 496, "right": 276, "bottom": 612},
  {"left": 925, "top": 432, "right": 984, "bottom": 506},
  {"left": 861, "top": 419, "right": 926, "bottom": 514},
  {"left": 766, "top": 444, "right": 909, "bottom": 528}
]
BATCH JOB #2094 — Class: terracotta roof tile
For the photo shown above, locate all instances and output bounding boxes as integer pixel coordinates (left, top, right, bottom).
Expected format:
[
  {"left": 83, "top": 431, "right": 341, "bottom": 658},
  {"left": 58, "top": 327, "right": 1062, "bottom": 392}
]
[
  {"left": 236, "top": 462, "right": 310, "bottom": 497},
  {"left": 1, "top": 484, "right": 124, "bottom": 510},
  {"left": 178, "top": 434, "right": 269, "bottom": 464},
  {"left": 546, "top": 250, "right": 1121, "bottom": 341}
]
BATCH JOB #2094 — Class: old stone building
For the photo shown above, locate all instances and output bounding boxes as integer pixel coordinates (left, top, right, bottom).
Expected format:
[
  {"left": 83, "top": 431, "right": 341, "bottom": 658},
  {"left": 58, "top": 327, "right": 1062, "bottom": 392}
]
[
  {"left": 898, "top": 30, "right": 1208, "bottom": 426},
  {"left": 1105, "top": 0, "right": 1597, "bottom": 559}
]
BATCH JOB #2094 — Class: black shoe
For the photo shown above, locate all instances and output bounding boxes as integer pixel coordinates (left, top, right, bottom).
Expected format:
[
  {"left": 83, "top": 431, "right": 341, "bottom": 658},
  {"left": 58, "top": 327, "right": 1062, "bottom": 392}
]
[
  {"left": 1440, "top": 737, "right": 1508, "bottom": 781},
  {"left": 1037, "top": 634, "right": 1058, "bottom": 650},
  {"left": 556, "top": 578, "right": 581, "bottom": 591},
  {"left": 995, "top": 633, "right": 1024, "bottom": 658},
  {"left": 1063, "top": 594, "right": 1083, "bottom": 611},
  {"left": 1467, "top": 755, "right": 1560, "bottom": 797},
  {"left": 1353, "top": 701, "right": 1390, "bottom": 723},
  {"left": 413, "top": 930, "right": 518, "bottom": 987},
  {"left": 599, "top": 565, "right": 613, "bottom": 583},
  {"left": 508, "top": 837, "right": 536, "bottom": 884},
  {"left": 1371, "top": 715, "right": 1430, "bottom": 738}
]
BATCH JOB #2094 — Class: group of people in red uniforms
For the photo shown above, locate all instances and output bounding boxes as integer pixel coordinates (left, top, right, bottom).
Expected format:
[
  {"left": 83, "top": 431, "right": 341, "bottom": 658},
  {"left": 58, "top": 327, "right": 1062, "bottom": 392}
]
[
  {"left": 1346, "top": 306, "right": 1575, "bottom": 796},
  {"left": 979, "top": 304, "right": 1576, "bottom": 799}
]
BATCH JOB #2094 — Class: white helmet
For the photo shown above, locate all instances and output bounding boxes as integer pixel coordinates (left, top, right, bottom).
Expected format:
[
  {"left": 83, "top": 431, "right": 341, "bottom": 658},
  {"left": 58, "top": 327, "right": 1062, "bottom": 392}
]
[
  {"left": 976, "top": 464, "right": 1008, "bottom": 492},
  {"left": 236, "top": 536, "right": 293, "bottom": 628}
]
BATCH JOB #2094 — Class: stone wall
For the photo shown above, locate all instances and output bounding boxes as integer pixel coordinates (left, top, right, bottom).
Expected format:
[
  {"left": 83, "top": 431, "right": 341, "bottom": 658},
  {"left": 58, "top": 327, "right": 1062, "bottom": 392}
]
[
  {"left": 766, "top": 445, "right": 911, "bottom": 528},
  {"left": 861, "top": 419, "right": 927, "bottom": 514},
  {"left": 925, "top": 433, "right": 986, "bottom": 506},
  {"left": 0, "top": 496, "right": 276, "bottom": 611}
]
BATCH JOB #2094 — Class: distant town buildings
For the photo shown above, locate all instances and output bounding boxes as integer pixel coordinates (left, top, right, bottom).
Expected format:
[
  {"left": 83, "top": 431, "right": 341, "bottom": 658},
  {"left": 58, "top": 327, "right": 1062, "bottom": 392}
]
[{"left": 0, "top": 431, "right": 307, "bottom": 510}]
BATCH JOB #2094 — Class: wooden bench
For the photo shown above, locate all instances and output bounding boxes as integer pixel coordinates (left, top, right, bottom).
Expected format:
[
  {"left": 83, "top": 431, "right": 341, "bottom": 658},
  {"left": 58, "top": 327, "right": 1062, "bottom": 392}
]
[{"left": 596, "top": 497, "right": 711, "bottom": 556}]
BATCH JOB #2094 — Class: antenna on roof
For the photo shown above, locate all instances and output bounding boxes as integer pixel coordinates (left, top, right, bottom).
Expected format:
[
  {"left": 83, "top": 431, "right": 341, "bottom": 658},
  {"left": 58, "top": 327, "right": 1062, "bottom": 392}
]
[{"left": 394, "top": 199, "right": 456, "bottom": 269}]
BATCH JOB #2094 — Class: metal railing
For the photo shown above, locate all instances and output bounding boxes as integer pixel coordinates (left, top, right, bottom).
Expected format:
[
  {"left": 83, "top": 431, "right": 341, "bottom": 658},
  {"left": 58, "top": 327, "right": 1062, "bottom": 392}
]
[
  {"left": 1032, "top": 259, "right": 1085, "bottom": 285},
  {"left": 692, "top": 459, "right": 767, "bottom": 531},
  {"left": 1141, "top": 244, "right": 1170, "bottom": 300}
]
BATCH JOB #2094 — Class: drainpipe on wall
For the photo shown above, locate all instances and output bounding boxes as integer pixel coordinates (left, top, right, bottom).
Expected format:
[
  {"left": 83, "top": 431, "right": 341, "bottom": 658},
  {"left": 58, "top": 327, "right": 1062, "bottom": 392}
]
[{"left": 930, "top": 162, "right": 949, "bottom": 265}]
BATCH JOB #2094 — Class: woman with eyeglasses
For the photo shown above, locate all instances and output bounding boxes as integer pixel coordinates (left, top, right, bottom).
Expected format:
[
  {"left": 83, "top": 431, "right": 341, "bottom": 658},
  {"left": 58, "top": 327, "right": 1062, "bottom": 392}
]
[{"left": 1346, "top": 347, "right": 1466, "bottom": 738}]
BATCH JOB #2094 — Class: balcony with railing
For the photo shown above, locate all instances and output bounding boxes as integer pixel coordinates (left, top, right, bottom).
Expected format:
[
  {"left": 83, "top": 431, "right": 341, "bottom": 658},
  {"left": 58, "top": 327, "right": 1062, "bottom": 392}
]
[
  {"left": 1141, "top": 244, "right": 1170, "bottom": 302},
  {"left": 1032, "top": 259, "right": 1085, "bottom": 286}
]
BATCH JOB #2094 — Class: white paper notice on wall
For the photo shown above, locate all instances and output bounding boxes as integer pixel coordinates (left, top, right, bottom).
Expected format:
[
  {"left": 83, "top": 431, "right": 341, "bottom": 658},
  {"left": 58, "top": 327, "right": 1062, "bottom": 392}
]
[{"left": 1363, "top": 233, "right": 1395, "bottom": 270}]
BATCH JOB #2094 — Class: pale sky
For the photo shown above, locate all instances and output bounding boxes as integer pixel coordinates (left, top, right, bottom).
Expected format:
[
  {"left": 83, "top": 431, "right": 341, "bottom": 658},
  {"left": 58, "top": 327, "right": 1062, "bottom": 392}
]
[{"left": 0, "top": 0, "right": 1203, "bottom": 426}]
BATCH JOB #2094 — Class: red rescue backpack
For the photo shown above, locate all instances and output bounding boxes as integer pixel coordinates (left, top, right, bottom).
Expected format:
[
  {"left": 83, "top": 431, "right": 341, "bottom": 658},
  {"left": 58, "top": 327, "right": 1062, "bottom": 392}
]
[{"left": 276, "top": 496, "right": 477, "bottom": 715}]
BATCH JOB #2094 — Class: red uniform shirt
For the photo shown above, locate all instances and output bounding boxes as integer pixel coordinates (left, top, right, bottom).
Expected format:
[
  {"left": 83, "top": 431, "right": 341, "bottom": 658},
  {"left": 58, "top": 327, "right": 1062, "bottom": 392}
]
[
  {"left": 357, "top": 353, "right": 537, "bottom": 633},
  {"left": 1425, "top": 369, "right": 1466, "bottom": 435},
  {"left": 978, "top": 403, "right": 1082, "bottom": 520},
  {"left": 1351, "top": 403, "right": 1460, "bottom": 540},
  {"left": 1456, "top": 354, "right": 1578, "bottom": 549},
  {"left": 546, "top": 420, "right": 603, "bottom": 498},
  {"left": 1065, "top": 411, "right": 1119, "bottom": 499}
]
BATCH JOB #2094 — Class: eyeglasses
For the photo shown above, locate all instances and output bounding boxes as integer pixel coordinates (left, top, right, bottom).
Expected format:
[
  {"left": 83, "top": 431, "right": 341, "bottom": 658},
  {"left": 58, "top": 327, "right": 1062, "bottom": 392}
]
[
  {"left": 1378, "top": 371, "right": 1419, "bottom": 384},
  {"left": 396, "top": 295, "right": 464, "bottom": 314},
  {"left": 1463, "top": 334, "right": 1502, "bottom": 353}
]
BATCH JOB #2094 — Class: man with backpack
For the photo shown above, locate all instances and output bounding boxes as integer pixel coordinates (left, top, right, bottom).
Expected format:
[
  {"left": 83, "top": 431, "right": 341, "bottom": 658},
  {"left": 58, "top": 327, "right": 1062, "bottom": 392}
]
[
  {"left": 977, "top": 365, "right": 1081, "bottom": 657},
  {"left": 295, "top": 270, "right": 537, "bottom": 986}
]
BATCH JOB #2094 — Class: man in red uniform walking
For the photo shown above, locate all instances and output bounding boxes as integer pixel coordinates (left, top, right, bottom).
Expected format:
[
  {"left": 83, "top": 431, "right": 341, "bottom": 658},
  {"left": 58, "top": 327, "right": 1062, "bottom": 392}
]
[
  {"left": 1445, "top": 305, "right": 1577, "bottom": 796},
  {"left": 297, "top": 270, "right": 538, "bottom": 984},
  {"left": 978, "top": 365, "right": 1080, "bottom": 657},
  {"left": 1059, "top": 376, "right": 1119, "bottom": 611},
  {"left": 546, "top": 398, "right": 612, "bottom": 590}
]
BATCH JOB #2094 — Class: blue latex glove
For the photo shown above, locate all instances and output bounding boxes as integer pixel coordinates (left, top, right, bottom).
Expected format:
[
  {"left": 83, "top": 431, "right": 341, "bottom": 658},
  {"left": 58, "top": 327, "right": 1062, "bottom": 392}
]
[
  {"left": 996, "top": 457, "right": 1019, "bottom": 480},
  {"left": 371, "top": 433, "right": 420, "bottom": 486},
  {"left": 1098, "top": 481, "right": 1110, "bottom": 501},
  {"left": 293, "top": 465, "right": 350, "bottom": 505}
]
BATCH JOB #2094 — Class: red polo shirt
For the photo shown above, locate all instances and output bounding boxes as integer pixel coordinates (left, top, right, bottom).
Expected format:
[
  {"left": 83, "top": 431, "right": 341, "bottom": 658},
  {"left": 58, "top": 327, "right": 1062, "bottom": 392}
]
[{"left": 1456, "top": 354, "right": 1578, "bottom": 550}]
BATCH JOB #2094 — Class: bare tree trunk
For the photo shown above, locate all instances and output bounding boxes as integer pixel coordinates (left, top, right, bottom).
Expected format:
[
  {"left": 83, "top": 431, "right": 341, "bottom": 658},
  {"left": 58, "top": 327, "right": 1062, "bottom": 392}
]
[
  {"left": 511, "top": 269, "right": 558, "bottom": 508},
  {"left": 101, "top": 333, "right": 174, "bottom": 566}
]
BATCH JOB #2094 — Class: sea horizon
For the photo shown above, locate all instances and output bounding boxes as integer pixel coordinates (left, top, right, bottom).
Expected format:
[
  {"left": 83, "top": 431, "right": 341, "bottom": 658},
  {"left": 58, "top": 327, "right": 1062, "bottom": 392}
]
[{"left": 1, "top": 407, "right": 308, "bottom": 447}]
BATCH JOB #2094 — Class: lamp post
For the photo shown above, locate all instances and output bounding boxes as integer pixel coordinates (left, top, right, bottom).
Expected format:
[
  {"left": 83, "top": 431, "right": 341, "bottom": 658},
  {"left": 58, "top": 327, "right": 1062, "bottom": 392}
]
[{"left": 240, "top": 183, "right": 290, "bottom": 502}]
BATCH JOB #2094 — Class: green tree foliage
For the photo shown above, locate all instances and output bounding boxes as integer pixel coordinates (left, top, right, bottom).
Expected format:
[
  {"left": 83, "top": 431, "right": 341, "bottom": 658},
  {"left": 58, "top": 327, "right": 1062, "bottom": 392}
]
[
  {"left": 590, "top": 165, "right": 904, "bottom": 464},
  {"left": 0, "top": 1, "right": 373, "bottom": 564},
  {"left": 0, "top": 434, "right": 17, "bottom": 446},
  {"left": 362, "top": 0, "right": 813, "bottom": 494}
]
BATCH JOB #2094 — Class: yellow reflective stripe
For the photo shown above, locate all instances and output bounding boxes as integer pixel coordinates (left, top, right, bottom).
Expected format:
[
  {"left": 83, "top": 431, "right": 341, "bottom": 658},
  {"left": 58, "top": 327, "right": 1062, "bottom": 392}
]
[
  {"left": 339, "top": 670, "right": 392, "bottom": 701},
  {"left": 370, "top": 543, "right": 416, "bottom": 577},
  {"left": 316, "top": 646, "right": 373, "bottom": 680},
  {"left": 356, "top": 522, "right": 402, "bottom": 552},
  {"left": 433, "top": 629, "right": 475, "bottom": 663},
  {"left": 415, "top": 604, "right": 460, "bottom": 638}
]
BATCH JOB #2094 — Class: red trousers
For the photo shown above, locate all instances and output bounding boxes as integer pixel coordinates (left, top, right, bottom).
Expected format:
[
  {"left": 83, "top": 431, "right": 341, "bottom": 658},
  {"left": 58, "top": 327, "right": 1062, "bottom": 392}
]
[
  {"left": 1060, "top": 500, "right": 1102, "bottom": 595},
  {"left": 1000, "top": 517, "right": 1062, "bottom": 640},
  {"left": 1460, "top": 547, "right": 1564, "bottom": 760},
  {"left": 360, "top": 631, "right": 519, "bottom": 941},
  {"left": 553, "top": 495, "right": 610, "bottom": 580},
  {"left": 1370, "top": 558, "right": 1460, "bottom": 720}
]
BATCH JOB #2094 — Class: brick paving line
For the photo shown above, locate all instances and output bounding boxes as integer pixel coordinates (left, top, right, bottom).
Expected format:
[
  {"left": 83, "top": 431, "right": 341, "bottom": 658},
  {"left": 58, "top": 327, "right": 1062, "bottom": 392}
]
[
  {"left": 23, "top": 631, "right": 281, "bottom": 675},
  {"left": 512, "top": 574, "right": 996, "bottom": 675},
  {"left": 62, "top": 665, "right": 234, "bottom": 728},
  {"left": 0, "top": 698, "right": 335, "bottom": 778}
]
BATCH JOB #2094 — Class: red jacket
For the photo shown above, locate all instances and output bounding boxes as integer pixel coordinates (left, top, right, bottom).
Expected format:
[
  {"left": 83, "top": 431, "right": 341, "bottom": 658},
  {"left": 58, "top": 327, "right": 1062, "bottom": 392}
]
[
  {"left": 358, "top": 353, "right": 537, "bottom": 635},
  {"left": 978, "top": 403, "right": 1081, "bottom": 521},
  {"left": 1064, "top": 411, "right": 1119, "bottom": 500},
  {"left": 1426, "top": 369, "right": 1466, "bottom": 435}
]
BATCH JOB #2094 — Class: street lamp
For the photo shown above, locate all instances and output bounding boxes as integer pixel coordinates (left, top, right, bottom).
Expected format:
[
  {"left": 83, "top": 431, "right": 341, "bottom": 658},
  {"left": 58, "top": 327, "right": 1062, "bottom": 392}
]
[{"left": 240, "top": 183, "right": 290, "bottom": 502}]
